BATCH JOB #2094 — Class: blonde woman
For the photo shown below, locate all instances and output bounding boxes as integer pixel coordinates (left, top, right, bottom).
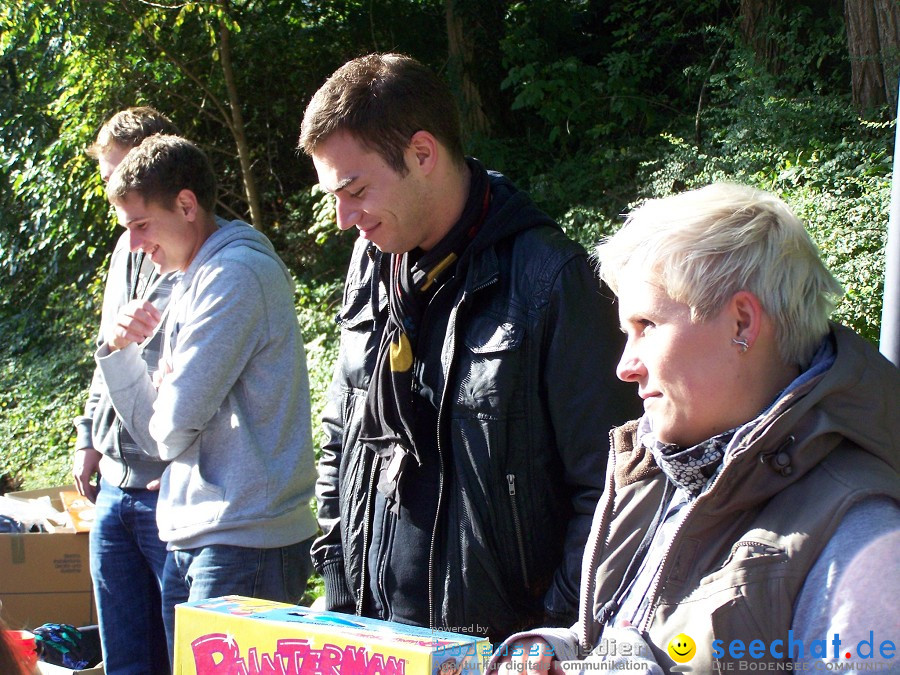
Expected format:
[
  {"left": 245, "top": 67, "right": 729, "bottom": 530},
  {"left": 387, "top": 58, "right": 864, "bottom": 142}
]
[{"left": 492, "top": 183, "right": 900, "bottom": 674}]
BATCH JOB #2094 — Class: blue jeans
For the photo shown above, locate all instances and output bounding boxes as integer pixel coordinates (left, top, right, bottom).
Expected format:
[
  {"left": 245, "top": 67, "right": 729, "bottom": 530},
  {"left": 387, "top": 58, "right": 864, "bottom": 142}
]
[
  {"left": 161, "top": 538, "right": 314, "bottom": 666},
  {"left": 90, "top": 480, "right": 169, "bottom": 675}
]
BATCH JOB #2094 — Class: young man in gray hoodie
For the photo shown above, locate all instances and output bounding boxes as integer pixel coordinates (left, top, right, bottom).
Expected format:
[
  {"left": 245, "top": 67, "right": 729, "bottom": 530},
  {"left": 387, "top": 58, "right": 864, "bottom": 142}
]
[{"left": 95, "top": 134, "right": 317, "bottom": 663}]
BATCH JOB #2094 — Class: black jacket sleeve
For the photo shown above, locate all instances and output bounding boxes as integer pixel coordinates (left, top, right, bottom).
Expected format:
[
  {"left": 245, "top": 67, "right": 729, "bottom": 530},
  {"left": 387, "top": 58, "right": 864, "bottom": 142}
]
[{"left": 540, "top": 253, "right": 641, "bottom": 624}]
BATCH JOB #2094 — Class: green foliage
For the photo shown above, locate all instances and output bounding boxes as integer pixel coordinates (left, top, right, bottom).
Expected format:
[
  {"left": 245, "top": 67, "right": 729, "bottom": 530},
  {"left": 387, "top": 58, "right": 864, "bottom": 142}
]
[
  {"left": 0, "top": 0, "right": 450, "bottom": 320},
  {"left": 295, "top": 276, "right": 343, "bottom": 457},
  {"left": 637, "top": 127, "right": 890, "bottom": 344},
  {"left": 0, "top": 279, "right": 100, "bottom": 489},
  {"left": 277, "top": 184, "right": 354, "bottom": 280},
  {"left": 299, "top": 571, "right": 325, "bottom": 607},
  {"left": 488, "top": 1, "right": 731, "bottom": 230},
  {"left": 0, "top": 351, "right": 86, "bottom": 490}
]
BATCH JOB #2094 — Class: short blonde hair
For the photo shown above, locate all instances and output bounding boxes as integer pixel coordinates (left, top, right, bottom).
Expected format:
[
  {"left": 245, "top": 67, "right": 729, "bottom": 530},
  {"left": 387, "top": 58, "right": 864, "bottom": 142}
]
[{"left": 595, "top": 183, "right": 843, "bottom": 366}]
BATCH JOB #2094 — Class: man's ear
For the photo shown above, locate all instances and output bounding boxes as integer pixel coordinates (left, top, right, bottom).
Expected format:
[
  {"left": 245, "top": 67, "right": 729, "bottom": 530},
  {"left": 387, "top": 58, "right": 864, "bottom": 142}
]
[
  {"left": 407, "top": 130, "right": 439, "bottom": 175},
  {"left": 174, "top": 189, "right": 200, "bottom": 221}
]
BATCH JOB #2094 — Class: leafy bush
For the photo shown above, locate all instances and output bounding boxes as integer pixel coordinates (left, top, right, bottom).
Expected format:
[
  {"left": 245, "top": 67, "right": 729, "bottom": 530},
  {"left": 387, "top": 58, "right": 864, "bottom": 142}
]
[
  {"left": 296, "top": 275, "right": 343, "bottom": 457},
  {"left": 0, "top": 280, "right": 100, "bottom": 490}
]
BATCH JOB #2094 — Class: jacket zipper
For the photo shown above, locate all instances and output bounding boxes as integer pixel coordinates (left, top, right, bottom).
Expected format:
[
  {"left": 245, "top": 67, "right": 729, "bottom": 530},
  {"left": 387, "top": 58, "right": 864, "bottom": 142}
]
[
  {"left": 428, "top": 273, "right": 498, "bottom": 630},
  {"left": 428, "top": 288, "right": 456, "bottom": 631},
  {"left": 117, "top": 255, "right": 168, "bottom": 486},
  {"left": 358, "top": 247, "right": 382, "bottom": 616},
  {"left": 356, "top": 444, "right": 379, "bottom": 616},
  {"left": 115, "top": 253, "right": 145, "bottom": 484},
  {"left": 428, "top": 426, "right": 446, "bottom": 630},
  {"left": 113, "top": 417, "right": 130, "bottom": 484},
  {"left": 506, "top": 474, "right": 531, "bottom": 589}
]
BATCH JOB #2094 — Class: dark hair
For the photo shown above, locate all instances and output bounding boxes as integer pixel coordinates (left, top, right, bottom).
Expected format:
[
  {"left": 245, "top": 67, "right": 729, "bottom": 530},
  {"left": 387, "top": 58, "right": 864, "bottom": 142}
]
[
  {"left": 87, "top": 106, "right": 178, "bottom": 158},
  {"left": 299, "top": 53, "right": 464, "bottom": 174},
  {"left": 106, "top": 134, "right": 217, "bottom": 213}
]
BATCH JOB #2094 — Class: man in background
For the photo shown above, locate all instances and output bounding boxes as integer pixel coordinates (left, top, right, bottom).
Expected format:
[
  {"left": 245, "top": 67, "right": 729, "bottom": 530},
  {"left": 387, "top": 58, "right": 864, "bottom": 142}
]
[{"left": 73, "top": 106, "right": 177, "bottom": 674}]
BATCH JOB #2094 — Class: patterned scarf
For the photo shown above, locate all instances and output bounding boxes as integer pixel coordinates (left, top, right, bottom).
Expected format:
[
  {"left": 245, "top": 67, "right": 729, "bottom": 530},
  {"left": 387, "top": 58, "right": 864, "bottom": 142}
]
[
  {"left": 638, "top": 416, "right": 736, "bottom": 499},
  {"left": 359, "top": 159, "right": 491, "bottom": 512}
]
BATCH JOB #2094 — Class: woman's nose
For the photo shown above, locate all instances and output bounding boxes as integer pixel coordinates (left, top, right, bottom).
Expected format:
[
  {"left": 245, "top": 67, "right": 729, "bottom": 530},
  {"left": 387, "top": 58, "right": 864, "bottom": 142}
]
[{"left": 616, "top": 342, "right": 644, "bottom": 382}]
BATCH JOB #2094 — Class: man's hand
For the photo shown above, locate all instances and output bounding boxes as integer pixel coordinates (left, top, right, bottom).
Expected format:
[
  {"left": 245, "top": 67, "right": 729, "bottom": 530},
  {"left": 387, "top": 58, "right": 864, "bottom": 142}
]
[
  {"left": 494, "top": 637, "right": 563, "bottom": 674},
  {"left": 73, "top": 446, "right": 102, "bottom": 502},
  {"left": 103, "top": 299, "right": 161, "bottom": 352}
]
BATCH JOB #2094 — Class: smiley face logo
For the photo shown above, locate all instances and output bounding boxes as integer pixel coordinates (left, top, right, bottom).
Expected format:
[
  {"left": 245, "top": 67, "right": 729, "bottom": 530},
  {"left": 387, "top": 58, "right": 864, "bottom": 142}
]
[{"left": 667, "top": 633, "right": 696, "bottom": 663}]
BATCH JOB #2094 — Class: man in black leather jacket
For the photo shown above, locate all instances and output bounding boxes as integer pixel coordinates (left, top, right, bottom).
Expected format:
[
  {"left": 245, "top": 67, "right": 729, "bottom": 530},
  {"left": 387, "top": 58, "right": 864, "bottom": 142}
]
[{"left": 298, "top": 53, "right": 639, "bottom": 644}]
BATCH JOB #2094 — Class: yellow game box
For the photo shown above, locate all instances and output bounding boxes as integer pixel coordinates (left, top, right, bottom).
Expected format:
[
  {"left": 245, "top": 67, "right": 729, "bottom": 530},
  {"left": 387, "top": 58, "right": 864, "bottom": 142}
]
[{"left": 174, "top": 595, "right": 492, "bottom": 674}]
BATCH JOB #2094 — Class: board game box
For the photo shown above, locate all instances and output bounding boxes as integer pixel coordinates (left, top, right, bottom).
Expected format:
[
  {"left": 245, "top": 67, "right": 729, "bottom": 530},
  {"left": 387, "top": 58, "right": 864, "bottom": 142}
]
[{"left": 174, "top": 595, "right": 492, "bottom": 674}]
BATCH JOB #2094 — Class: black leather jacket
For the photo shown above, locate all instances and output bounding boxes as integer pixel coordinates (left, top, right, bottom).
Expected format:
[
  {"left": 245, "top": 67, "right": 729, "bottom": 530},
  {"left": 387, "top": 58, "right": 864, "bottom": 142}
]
[{"left": 313, "top": 171, "right": 639, "bottom": 641}]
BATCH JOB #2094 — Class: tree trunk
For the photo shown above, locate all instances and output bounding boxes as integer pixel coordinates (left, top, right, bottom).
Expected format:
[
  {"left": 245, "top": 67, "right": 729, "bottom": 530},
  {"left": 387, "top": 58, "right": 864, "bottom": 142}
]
[
  {"left": 875, "top": 0, "right": 900, "bottom": 111},
  {"left": 845, "top": 0, "right": 900, "bottom": 112},
  {"left": 217, "top": 0, "right": 265, "bottom": 233},
  {"left": 740, "top": 0, "right": 782, "bottom": 75},
  {"left": 444, "top": 0, "right": 508, "bottom": 140}
]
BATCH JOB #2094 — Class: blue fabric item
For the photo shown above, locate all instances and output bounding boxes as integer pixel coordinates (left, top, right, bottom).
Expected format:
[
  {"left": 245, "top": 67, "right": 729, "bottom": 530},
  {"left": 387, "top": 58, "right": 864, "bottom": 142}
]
[
  {"left": 160, "top": 537, "right": 315, "bottom": 667},
  {"left": 0, "top": 514, "right": 25, "bottom": 533},
  {"left": 783, "top": 332, "right": 836, "bottom": 396},
  {"left": 89, "top": 480, "right": 168, "bottom": 674},
  {"left": 33, "top": 624, "right": 89, "bottom": 669}
]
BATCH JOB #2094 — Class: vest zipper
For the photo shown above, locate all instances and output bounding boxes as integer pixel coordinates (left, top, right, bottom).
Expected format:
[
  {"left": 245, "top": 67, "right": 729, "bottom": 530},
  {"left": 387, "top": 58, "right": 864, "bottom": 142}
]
[
  {"left": 638, "top": 464, "right": 731, "bottom": 634},
  {"left": 722, "top": 540, "right": 783, "bottom": 567},
  {"left": 506, "top": 474, "right": 531, "bottom": 589},
  {"left": 639, "top": 493, "right": 700, "bottom": 634},
  {"left": 581, "top": 429, "right": 619, "bottom": 653}
]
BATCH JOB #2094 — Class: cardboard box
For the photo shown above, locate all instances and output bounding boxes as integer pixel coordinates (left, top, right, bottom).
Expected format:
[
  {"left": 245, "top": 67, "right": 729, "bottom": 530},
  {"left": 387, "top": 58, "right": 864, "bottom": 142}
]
[
  {"left": 174, "top": 595, "right": 492, "bottom": 674},
  {"left": 0, "top": 486, "right": 96, "bottom": 630},
  {"left": 59, "top": 490, "right": 96, "bottom": 533}
]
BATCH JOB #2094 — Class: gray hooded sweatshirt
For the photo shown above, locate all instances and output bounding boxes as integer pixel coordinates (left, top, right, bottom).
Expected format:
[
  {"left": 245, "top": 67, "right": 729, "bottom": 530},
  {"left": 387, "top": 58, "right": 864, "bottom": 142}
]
[{"left": 96, "top": 218, "right": 317, "bottom": 550}]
